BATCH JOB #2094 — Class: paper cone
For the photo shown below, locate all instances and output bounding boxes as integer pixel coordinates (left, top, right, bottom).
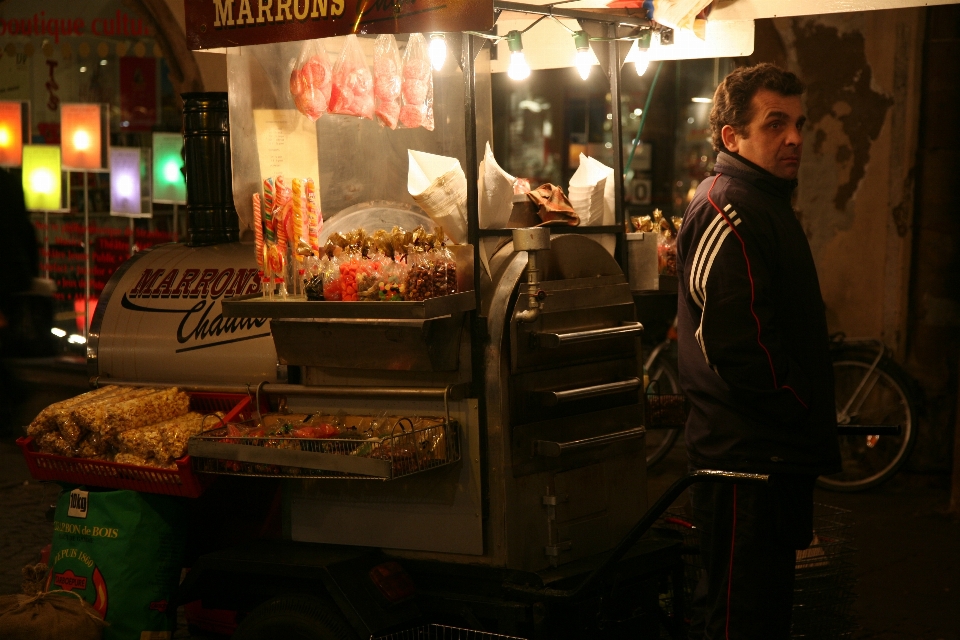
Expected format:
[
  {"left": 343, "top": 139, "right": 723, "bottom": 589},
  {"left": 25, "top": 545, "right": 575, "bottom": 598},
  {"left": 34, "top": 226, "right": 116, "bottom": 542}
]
[{"left": 408, "top": 149, "right": 468, "bottom": 244}]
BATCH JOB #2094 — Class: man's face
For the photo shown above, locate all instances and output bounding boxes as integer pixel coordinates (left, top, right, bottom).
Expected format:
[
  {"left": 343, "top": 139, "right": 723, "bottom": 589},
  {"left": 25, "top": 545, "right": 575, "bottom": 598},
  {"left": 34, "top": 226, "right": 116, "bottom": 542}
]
[{"left": 721, "top": 89, "right": 805, "bottom": 180}]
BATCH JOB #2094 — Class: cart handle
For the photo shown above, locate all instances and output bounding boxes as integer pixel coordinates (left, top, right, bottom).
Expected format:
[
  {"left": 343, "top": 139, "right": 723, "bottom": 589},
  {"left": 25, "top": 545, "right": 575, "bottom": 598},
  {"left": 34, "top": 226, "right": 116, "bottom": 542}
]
[
  {"left": 502, "top": 469, "right": 768, "bottom": 599},
  {"left": 836, "top": 425, "right": 901, "bottom": 436}
]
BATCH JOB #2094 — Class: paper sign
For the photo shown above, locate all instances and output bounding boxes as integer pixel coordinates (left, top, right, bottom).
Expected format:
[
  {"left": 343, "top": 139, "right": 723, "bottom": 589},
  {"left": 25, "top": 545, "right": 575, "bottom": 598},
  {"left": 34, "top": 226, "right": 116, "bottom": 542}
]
[{"left": 253, "top": 109, "right": 321, "bottom": 211}]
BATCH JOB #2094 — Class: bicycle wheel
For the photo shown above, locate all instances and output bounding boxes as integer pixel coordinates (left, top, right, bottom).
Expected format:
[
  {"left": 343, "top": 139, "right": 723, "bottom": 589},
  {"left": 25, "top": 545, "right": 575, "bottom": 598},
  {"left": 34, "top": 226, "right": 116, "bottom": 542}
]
[
  {"left": 645, "top": 346, "right": 682, "bottom": 467},
  {"left": 817, "top": 348, "right": 918, "bottom": 491}
]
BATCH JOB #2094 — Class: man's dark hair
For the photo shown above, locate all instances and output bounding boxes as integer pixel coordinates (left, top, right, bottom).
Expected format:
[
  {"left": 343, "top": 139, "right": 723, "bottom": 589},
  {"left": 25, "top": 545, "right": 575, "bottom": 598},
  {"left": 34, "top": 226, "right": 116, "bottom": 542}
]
[{"left": 709, "top": 63, "right": 805, "bottom": 152}]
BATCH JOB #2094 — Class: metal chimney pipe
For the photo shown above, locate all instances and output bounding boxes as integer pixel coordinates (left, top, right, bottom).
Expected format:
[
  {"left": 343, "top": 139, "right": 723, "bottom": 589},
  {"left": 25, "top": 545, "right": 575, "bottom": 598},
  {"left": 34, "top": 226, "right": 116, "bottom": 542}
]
[{"left": 181, "top": 92, "right": 239, "bottom": 246}]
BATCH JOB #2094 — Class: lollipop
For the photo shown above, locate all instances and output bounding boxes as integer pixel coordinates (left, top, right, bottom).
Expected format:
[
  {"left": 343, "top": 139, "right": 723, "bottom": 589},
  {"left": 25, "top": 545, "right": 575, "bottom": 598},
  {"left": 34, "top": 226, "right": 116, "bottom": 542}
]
[
  {"left": 262, "top": 177, "right": 276, "bottom": 243},
  {"left": 305, "top": 179, "right": 321, "bottom": 254},
  {"left": 252, "top": 193, "right": 264, "bottom": 271}
]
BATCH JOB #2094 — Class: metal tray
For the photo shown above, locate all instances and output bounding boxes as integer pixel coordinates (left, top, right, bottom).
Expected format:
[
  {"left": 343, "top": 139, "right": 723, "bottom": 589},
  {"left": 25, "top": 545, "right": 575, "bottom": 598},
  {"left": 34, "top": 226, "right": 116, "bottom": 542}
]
[
  {"left": 189, "top": 421, "right": 460, "bottom": 481},
  {"left": 220, "top": 291, "right": 477, "bottom": 320}
]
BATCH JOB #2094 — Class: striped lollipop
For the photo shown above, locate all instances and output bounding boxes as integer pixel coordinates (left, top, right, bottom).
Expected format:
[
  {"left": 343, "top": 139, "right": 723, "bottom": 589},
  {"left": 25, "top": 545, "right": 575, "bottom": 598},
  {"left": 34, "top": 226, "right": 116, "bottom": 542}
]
[
  {"left": 262, "top": 177, "right": 276, "bottom": 243},
  {"left": 291, "top": 178, "right": 305, "bottom": 261},
  {"left": 305, "top": 179, "right": 320, "bottom": 253},
  {"left": 252, "top": 193, "right": 264, "bottom": 270}
]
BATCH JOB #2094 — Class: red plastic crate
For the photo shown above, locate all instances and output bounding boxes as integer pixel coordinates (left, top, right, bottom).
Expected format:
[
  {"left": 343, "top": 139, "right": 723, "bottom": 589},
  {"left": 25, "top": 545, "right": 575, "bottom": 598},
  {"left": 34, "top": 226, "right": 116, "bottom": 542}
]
[{"left": 17, "top": 391, "right": 253, "bottom": 498}]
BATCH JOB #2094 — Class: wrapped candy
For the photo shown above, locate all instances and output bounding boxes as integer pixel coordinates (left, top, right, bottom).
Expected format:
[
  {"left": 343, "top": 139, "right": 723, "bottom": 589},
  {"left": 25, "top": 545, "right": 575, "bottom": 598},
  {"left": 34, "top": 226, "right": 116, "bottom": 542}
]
[
  {"left": 253, "top": 193, "right": 264, "bottom": 272},
  {"left": 399, "top": 33, "right": 435, "bottom": 131},
  {"left": 305, "top": 178, "right": 322, "bottom": 254},
  {"left": 290, "top": 39, "right": 333, "bottom": 121},
  {"left": 373, "top": 34, "right": 403, "bottom": 129},
  {"left": 329, "top": 34, "right": 375, "bottom": 120}
]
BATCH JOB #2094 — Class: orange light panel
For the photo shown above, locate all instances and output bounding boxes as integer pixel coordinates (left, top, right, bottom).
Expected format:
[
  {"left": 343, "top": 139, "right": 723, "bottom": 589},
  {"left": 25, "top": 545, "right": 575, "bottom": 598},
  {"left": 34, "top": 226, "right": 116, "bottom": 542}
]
[
  {"left": 0, "top": 102, "right": 23, "bottom": 167},
  {"left": 61, "top": 104, "right": 103, "bottom": 170}
]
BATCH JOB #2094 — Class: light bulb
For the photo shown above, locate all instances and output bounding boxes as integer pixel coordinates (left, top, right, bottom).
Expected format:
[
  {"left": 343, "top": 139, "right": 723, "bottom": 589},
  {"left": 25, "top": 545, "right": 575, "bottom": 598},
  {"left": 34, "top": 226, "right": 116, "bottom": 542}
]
[
  {"left": 508, "top": 51, "right": 530, "bottom": 80},
  {"left": 0, "top": 127, "right": 10, "bottom": 148},
  {"left": 625, "top": 36, "right": 651, "bottom": 76},
  {"left": 429, "top": 34, "right": 446, "bottom": 71},
  {"left": 73, "top": 129, "right": 91, "bottom": 151},
  {"left": 163, "top": 160, "right": 180, "bottom": 184},
  {"left": 634, "top": 50, "right": 649, "bottom": 76},
  {"left": 116, "top": 175, "right": 134, "bottom": 198},
  {"left": 30, "top": 169, "right": 54, "bottom": 194},
  {"left": 575, "top": 49, "right": 592, "bottom": 81}
]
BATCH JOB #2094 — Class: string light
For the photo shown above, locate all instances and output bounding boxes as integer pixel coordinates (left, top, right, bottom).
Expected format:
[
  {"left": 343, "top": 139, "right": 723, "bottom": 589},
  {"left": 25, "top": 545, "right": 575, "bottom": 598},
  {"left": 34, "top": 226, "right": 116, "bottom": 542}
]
[
  {"left": 626, "top": 31, "right": 653, "bottom": 76},
  {"left": 573, "top": 31, "right": 592, "bottom": 81},
  {"left": 429, "top": 34, "right": 446, "bottom": 71},
  {"left": 506, "top": 30, "right": 530, "bottom": 81}
]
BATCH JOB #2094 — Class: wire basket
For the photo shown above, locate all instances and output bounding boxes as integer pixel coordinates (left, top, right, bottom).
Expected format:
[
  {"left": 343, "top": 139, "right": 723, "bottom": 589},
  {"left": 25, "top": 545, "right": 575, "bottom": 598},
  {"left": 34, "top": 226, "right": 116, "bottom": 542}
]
[
  {"left": 189, "top": 419, "right": 461, "bottom": 481},
  {"left": 656, "top": 503, "right": 858, "bottom": 640},
  {"left": 645, "top": 380, "right": 688, "bottom": 430},
  {"left": 374, "top": 624, "right": 528, "bottom": 640}
]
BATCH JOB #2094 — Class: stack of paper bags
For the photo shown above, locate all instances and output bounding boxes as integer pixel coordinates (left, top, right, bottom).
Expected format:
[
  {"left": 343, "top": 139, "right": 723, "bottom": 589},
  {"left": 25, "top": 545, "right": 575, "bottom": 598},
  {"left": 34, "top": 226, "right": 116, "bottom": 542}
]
[
  {"left": 407, "top": 150, "right": 468, "bottom": 244},
  {"left": 478, "top": 142, "right": 516, "bottom": 276},
  {"left": 568, "top": 153, "right": 616, "bottom": 255}
]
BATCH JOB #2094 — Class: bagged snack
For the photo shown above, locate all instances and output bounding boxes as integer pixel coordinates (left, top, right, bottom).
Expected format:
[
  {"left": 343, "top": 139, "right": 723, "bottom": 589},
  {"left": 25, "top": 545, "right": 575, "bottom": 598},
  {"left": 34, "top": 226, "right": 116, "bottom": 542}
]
[
  {"left": 329, "top": 34, "right": 375, "bottom": 120},
  {"left": 48, "top": 487, "right": 186, "bottom": 640},
  {"left": 321, "top": 255, "right": 343, "bottom": 301},
  {"left": 399, "top": 33, "right": 434, "bottom": 130},
  {"left": 290, "top": 38, "right": 333, "bottom": 121},
  {"left": 404, "top": 237, "right": 457, "bottom": 301},
  {"left": 373, "top": 34, "right": 403, "bottom": 129},
  {"left": 338, "top": 252, "right": 362, "bottom": 301},
  {"left": 76, "top": 387, "right": 191, "bottom": 439},
  {"left": 357, "top": 254, "right": 385, "bottom": 301},
  {"left": 26, "top": 386, "right": 121, "bottom": 437},
  {"left": 37, "top": 432, "right": 75, "bottom": 457},
  {"left": 377, "top": 258, "right": 408, "bottom": 301},
  {"left": 75, "top": 431, "right": 111, "bottom": 459},
  {"left": 656, "top": 210, "right": 678, "bottom": 276}
]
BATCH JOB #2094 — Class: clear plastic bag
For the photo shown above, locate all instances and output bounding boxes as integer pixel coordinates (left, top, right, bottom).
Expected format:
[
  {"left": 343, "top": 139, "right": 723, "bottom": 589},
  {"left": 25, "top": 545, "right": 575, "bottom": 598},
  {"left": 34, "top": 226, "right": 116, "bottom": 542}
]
[
  {"left": 289, "top": 39, "right": 333, "bottom": 121},
  {"left": 399, "top": 33, "right": 434, "bottom": 131},
  {"left": 357, "top": 254, "right": 386, "bottom": 301},
  {"left": 329, "top": 34, "right": 375, "bottom": 120},
  {"left": 321, "top": 255, "right": 342, "bottom": 301},
  {"left": 377, "top": 258, "right": 408, "bottom": 301},
  {"left": 373, "top": 34, "right": 403, "bottom": 129}
]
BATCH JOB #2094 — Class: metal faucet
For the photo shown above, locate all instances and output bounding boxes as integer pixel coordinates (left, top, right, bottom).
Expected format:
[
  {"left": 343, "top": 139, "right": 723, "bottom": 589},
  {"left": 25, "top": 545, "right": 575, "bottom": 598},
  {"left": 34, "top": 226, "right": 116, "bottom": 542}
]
[{"left": 512, "top": 227, "right": 550, "bottom": 323}]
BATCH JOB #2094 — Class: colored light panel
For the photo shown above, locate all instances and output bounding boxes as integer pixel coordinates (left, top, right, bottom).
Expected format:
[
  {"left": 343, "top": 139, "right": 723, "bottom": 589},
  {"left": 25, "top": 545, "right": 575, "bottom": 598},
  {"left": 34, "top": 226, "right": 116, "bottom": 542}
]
[
  {"left": 22, "top": 145, "right": 62, "bottom": 211},
  {"left": 110, "top": 147, "right": 142, "bottom": 216},
  {"left": 152, "top": 132, "right": 186, "bottom": 204},
  {"left": 0, "top": 101, "right": 27, "bottom": 167},
  {"left": 61, "top": 103, "right": 105, "bottom": 170}
]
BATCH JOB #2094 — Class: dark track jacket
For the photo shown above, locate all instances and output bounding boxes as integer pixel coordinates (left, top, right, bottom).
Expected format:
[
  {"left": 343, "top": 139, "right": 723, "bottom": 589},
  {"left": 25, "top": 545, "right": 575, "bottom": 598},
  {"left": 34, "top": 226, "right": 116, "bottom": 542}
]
[{"left": 676, "top": 152, "right": 841, "bottom": 476}]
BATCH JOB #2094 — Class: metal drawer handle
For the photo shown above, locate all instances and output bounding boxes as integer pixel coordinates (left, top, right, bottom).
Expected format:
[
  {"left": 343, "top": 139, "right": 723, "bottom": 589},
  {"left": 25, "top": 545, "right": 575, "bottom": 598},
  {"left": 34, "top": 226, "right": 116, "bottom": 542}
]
[
  {"left": 539, "top": 378, "right": 642, "bottom": 407},
  {"left": 534, "top": 321, "right": 643, "bottom": 348},
  {"left": 533, "top": 426, "right": 645, "bottom": 457}
]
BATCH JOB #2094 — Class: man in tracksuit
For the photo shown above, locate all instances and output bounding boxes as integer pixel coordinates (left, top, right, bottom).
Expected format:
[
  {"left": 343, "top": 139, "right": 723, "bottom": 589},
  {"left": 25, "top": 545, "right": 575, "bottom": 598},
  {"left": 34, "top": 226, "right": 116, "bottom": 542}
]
[{"left": 676, "top": 64, "right": 842, "bottom": 638}]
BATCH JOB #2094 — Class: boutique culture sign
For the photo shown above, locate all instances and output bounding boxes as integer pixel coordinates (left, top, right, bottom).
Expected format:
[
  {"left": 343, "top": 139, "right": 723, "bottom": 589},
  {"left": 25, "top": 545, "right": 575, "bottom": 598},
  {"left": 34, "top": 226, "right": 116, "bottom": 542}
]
[
  {"left": 0, "top": 10, "right": 152, "bottom": 43},
  {"left": 184, "top": 0, "right": 493, "bottom": 49}
]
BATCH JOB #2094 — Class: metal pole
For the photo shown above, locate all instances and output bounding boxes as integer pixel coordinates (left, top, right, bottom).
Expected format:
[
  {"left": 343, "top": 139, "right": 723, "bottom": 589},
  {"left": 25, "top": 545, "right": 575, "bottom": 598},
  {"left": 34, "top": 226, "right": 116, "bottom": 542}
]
[
  {"left": 83, "top": 170, "right": 90, "bottom": 340},
  {"left": 608, "top": 24, "right": 627, "bottom": 272},
  {"left": 129, "top": 217, "right": 135, "bottom": 256},
  {"left": 173, "top": 203, "right": 179, "bottom": 242},
  {"left": 43, "top": 210, "right": 49, "bottom": 279}
]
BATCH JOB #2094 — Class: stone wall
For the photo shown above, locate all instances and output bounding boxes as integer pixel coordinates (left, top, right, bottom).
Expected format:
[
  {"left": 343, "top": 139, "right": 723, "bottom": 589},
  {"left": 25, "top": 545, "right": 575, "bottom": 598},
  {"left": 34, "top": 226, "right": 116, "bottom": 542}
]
[{"left": 749, "top": 8, "right": 959, "bottom": 471}]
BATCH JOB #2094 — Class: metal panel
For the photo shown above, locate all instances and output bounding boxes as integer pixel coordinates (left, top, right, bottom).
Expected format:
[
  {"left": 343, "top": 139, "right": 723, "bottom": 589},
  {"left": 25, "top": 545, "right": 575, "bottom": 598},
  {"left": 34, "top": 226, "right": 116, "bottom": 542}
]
[
  {"left": 553, "top": 464, "right": 608, "bottom": 524},
  {"left": 289, "top": 400, "right": 483, "bottom": 556}
]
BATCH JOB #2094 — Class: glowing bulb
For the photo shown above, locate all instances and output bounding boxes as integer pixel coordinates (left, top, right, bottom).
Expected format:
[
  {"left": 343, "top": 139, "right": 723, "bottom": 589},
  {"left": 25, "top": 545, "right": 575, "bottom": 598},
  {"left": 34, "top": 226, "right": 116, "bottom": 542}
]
[
  {"left": 30, "top": 169, "right": 54, "bottom": 194},
  {"left": 51, "top": 327, "right": 67, "bottom": 338},
  {"left": 625, "top": 38, "right": 651, "bottom": 77},
  {"left": 116, "top": 175, "right": 134, "bottom": 198},
  {"left": 163, "top": 160, "right": 180, "bottom": 184},
  {"left": 68, "top": 334, "right": 87, "bottom": 345},
  {"left": 73, "top": 130, "right": 91, "bottom": 151},
  {"left": 634, "top": 52, "right": 649, "bottom": 76},
  {"left": 0, "top": 127, "right": 9, "bottom": 148},
  {"left": 508, "top": 51, "right": 530, "bottom": 81},
  {"left": 575, "top": 49, "right": 593, "bottom": 81},
  {"left": 429, "top": 34, "right": 446, "bottom": 71}
]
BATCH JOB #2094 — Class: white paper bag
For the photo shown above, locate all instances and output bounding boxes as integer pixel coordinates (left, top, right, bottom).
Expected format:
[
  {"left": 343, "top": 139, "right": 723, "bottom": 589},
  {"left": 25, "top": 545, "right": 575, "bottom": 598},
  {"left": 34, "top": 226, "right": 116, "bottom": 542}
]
[
  {"left": 407, "top": 149, "right": 468, "bottom": 244},
  {"left": 568, "top": 154, "right": 616, "bottom": 254},
  {"left": 477, "top": 142, "right": 516, "bottom": 276}
]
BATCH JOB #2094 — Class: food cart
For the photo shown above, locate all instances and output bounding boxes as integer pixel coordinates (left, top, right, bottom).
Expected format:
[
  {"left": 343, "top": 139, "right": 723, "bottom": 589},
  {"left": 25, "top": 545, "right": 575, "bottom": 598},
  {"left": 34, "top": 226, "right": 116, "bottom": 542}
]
[{"left": 22, "top": 2, "right": 773, "bottom": 638}]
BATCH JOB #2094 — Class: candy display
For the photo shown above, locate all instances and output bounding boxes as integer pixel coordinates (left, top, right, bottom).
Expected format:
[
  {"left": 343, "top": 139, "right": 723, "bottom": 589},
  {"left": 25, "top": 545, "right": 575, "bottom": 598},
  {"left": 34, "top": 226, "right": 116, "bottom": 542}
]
[
  {"left": 305, "top": 178, "right": 322, "bottom": 254},
  {"left": 399, "top": 33, "right": 435, "bottom": 131},
  {"left": 329, "top": 34, "right": 375, "bottom": 120},
  {"left": 26, "top": 385, "right": 124, "bottom": 437},
  {"left": 373, "top": 34, "right": 403, "bottom": 129},
  {"left": 195, "top": 411, "right": 454, "bottom": 479},
  {"left": 653, "top": 209, "right": 682, "bottom": 277},
  {"left": 74, "top": 387, "right": 191, "bottom": 439},
  {"left": 289, "top": 38, "right": 333, "bottom": 121}
]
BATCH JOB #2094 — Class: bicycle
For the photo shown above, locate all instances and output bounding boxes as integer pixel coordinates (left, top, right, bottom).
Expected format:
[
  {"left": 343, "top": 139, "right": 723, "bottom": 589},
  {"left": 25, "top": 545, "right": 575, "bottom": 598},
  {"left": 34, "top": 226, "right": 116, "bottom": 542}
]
[{"left": 643, "top": 329, "right": 920, "bottom": 492}]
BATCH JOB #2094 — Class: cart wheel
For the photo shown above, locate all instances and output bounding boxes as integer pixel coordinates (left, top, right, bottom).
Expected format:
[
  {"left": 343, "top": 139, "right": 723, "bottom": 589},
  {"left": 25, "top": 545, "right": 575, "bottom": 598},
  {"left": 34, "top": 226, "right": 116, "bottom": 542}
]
[{"left": 233, "top": 594, "right": 359, "bottom": 640}]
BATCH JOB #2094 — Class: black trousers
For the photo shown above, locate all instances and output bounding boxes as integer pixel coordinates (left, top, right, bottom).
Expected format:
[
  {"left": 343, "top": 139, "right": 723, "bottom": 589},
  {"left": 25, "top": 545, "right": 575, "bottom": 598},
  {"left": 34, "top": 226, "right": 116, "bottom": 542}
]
[{"left": 687, "top": 473, "right": 816, "bottom": 640}]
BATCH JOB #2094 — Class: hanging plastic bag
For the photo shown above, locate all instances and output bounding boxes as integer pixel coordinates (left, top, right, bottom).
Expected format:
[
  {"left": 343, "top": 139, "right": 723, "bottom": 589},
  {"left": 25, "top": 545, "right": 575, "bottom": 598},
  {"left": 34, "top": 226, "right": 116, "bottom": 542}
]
[
  {"left": 399, "top": 33, "right": 434, "bottom": 131},
  {"left": 329, "top": 34, "right": 375, "bottom": 120},
  {"left": 373, "top": 34, "right": 403, "bottom": 129},
  {"left": 289, "top": 39, "right": 333, "bottom": 121}
]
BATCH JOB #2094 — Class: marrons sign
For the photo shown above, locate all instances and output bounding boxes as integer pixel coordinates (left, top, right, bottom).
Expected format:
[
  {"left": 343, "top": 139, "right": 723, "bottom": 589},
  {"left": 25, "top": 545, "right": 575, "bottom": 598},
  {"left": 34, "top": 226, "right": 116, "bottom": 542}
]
[{"left": 184, "top": 0, "right": 494, "bottom": 49}]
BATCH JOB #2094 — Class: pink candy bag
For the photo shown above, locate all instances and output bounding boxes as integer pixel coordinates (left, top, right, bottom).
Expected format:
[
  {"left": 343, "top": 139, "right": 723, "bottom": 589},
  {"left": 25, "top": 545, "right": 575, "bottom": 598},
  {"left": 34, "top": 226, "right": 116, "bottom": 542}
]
[
  {"left": 399, "top": 33, "right": 435, "bottom": 131},
  {"left": 329, "top": 34, "right": 375, "bottom": 120},
  {"left": 289, "top": 39, "right": 333, "bottom": 121},
  {"left": 373, "top": 34, "right": 403, "bottom": 129}
]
